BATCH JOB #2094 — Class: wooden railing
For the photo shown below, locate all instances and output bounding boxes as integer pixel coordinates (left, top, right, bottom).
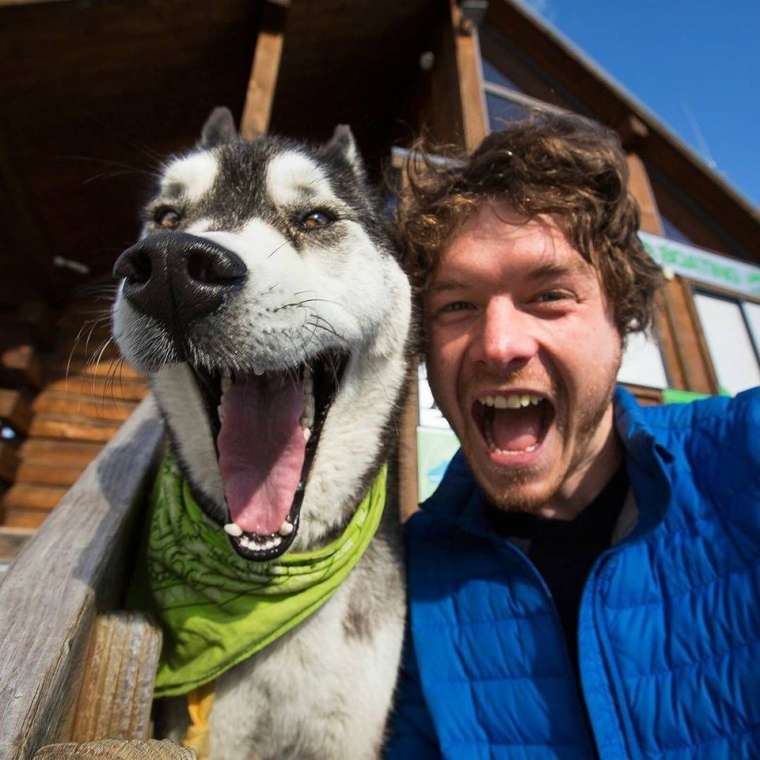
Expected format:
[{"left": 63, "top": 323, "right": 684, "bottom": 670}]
[{"left": 0, "top": 397, "right": 166, "bottom": 759}]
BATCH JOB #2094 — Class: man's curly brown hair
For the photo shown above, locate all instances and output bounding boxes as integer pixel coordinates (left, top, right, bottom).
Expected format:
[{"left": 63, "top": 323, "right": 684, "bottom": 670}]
[{"left": 397, "top": 113, "right": 663, "bottom": 336}]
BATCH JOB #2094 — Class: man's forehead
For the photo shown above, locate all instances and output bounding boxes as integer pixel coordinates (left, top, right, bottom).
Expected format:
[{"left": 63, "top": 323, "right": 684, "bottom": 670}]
[{"left": 432, "top": 215, "right": 592, "bottom": 288}]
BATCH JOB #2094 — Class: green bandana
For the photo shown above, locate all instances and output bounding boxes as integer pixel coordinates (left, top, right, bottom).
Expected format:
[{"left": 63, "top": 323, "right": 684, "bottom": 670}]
[{"left": 131, "top": 455, "right": 387, "bottom": 697}]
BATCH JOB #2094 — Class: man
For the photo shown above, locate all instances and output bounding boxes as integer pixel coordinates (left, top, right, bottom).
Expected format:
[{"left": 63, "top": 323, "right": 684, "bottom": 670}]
[{"left": 387, "top": 114, "right": 760, "bottom": 758}]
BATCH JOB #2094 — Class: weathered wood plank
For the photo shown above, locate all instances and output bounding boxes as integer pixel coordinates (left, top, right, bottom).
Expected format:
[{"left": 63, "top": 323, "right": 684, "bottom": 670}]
[
  {"left": 1, "top": 483, "right": 67, "bottom": 511},
  {"left": 33, "top": 393, "right": 138, "bottom": 423},
  {"left": 16, "top": 461, "right": 87, "bottom": 487},
  {"left": 20, "top": 440, "right": 104, "bottom": 468},
  {"left": 33, "top": 739, "right": 194, "bottom": 759},
  {"left": 28, "top": 415, "right": 122, "bottom": 443},
  {"left": 65, "top": 613, "right": 161, "bottom": 743},
  {"left": 48, "top": 359, "right": 142, "bottom": 382},
  {"left": 0, "top": 396, "right": 164, "bottom": 760},
  {"left": 2, "top": 508, "right": 48, "bottom": 529},
  {"left": 44, "top": 376, "right": 148, "bottom": 402}
]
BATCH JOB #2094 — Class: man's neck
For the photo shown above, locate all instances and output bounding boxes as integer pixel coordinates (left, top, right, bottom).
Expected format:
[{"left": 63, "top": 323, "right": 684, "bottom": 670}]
[{"left": 537, "top": 405, "right": 623, "bottom": 521}]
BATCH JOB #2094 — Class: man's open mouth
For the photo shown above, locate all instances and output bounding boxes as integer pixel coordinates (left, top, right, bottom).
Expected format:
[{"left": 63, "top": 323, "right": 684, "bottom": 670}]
[
  {"left": 472, "top": 392, "right": 554, "bottom": 456},
  {"left": 191, "top": 351, "right": 348, "bottom": 560}
]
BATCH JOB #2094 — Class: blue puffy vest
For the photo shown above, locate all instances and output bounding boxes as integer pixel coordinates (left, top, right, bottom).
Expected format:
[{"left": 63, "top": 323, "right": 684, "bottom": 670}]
[{"left": 388, "top": 386, "right": 760, "bottom": 759}]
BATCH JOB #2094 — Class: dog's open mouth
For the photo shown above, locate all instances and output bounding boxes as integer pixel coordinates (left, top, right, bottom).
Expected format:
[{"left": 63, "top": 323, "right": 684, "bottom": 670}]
[{"left": 192, "top": 352, "right": 348, "bottom": 560}]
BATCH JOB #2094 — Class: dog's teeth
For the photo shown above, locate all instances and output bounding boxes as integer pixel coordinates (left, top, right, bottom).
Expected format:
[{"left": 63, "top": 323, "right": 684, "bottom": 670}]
[
  {"left": 278, "top": 520, "right": 294, "bottom": 537},
  {"left": 224, "top": 522, "right": 243, "bottom": 537},
  {"left": 303, "top": 427, "right": 311, "bottom": 442},
  {"left": 240, "top": 536, "right": 251, "bottom": 548}
]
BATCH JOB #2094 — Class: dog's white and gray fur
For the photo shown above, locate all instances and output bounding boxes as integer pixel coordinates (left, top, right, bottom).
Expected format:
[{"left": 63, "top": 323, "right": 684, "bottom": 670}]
[{"left": 112, "top": 108, "right": 411, "bottom": 759}]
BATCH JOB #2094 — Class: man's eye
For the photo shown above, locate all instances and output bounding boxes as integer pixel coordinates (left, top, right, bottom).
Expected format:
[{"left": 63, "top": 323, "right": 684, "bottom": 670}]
[
  {"left": 535, "top": 290, "right": 572, "bottom": 304},
  {"left": 438, "top": 301, "right": 476, "bottom": 315}
]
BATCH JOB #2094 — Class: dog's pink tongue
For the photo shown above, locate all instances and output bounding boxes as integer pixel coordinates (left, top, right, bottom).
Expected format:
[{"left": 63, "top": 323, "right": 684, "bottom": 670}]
[
  {"left": 491, "top": 407, "right": 542, "bottom": 451},
  {"left": 217, "top": 374, "right": 305, "bottom": 535}
]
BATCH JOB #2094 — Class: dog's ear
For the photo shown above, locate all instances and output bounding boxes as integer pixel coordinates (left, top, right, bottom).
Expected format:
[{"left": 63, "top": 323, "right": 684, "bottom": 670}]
[
  {"left": 200, "top": 107, "right": 238, "bottom": 148},
  {"left": 325, "top": 124, "right": 365, "bottom": 177}
]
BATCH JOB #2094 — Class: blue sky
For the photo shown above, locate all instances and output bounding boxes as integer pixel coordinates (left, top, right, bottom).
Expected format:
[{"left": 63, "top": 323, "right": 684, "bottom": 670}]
[{"left": 519, "top": 0, "right": 760, "bottom": 209}]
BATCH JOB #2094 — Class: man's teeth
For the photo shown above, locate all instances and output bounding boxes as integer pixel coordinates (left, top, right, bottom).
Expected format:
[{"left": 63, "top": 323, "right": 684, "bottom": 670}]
[{"left": 479, "top": 393, "right": 543, "bottom": 409}]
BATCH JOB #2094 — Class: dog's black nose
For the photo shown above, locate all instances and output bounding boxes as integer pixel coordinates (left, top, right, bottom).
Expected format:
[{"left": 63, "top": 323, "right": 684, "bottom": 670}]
[{"left": 114, "top": 231, "right": 246, "bottom": 327}]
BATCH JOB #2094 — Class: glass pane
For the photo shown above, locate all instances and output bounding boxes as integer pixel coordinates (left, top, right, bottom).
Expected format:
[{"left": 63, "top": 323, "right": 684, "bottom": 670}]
[
  {"left": 417, "top": 363, "right": 451, "bottom": 429},
  {"left": 617, "top": 330, "right": 669, "bottom": 389},
  {"left": 742, "top": 301, "right": 760, "bottom": 358},
  {"left": 486, "top": 92, "right": 531, "bottom": 132},
  {"left": 481, "top": 58, "right": 523, "bottom": 92},
  {"left": 693, "top": 293, "right": 760, "bottom": 395}
]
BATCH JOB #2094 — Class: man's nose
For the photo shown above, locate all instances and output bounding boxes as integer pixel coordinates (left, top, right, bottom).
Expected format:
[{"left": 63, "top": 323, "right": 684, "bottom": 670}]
[{"left": 475, "top": 298, "right": 539, "bottom": 370}]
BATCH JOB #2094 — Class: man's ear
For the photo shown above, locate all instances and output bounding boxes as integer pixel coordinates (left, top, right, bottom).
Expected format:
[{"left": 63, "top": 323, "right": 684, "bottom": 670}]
[
  {"left": 325, "top": 124, "right": 365, "bottom": 177},
  {"left": 199, "top": 107, "right": 238, "bottom": 148}
]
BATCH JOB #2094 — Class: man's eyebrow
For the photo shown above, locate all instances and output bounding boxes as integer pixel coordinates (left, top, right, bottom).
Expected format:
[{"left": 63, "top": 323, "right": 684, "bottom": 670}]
[
  {"left": 428, "top": 279, "right": 468, "bottom": 294},
  {"left": 526, "top": 260, "right": 589, "bottom": 280}
]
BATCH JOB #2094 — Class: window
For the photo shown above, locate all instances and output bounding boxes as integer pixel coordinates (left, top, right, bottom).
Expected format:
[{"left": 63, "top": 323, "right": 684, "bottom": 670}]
[
  {"left": 416, "top": 364, "right": 459, "bottom": 500},
  {"left": 692, "top": 290, "right": 760, "bottom": 395},
  {"left": 617, "top": 330, "right": 669, "bottom": 389},
  {"left": 481, "top": 58, "right": 523, "bottom": 92},
  {"left": 485, "top": 91, "right": 531, "bottom": 131}
]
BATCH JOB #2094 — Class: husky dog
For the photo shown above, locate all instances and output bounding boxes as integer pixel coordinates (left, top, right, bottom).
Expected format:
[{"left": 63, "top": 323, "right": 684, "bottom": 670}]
[{"left": 112, "top": 108, "right": 411, "bottom": 759}]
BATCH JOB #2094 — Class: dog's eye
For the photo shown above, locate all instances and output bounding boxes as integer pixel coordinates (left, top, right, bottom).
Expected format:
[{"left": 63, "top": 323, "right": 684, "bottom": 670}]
[
  {"left": 299, "top": 210, "right": 335, "bottom": 230},
  {"left": 155, "top": 207, "right": 181, "bottom": 229}
]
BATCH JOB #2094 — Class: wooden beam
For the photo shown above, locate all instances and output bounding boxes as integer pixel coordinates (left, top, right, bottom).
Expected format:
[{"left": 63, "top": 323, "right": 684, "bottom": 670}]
[
  {"left": 0, "top": 397, "right": 164, "bottom": 759},
  {"left": 626, "top": 153, "right": 664, "bottom": 236},
  {"left": 450, "top": 2, "right": 488, "bottom": 151},
  {"left": 239, "top": 2, "right": 289, "bottom": 139},
  {"left": 398, "top": 367, "right": 420, "bottom": 522}
]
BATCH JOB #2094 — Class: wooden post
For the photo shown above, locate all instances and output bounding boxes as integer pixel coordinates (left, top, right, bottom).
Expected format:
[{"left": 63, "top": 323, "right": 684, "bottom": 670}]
[
  {"left": 239, "top": 1, "right": 289, "bottom": 140},
  {"left": 398, "top": 367, "right": 420, "bottom": 522},
  {"left": 659, "top": 278, "right": 718, "bottom": 393},
  {"left": 450, "top": 1, "right": 488, "bottom": 151},
  {"left": 63, "top": 613, "right": 162, "bottom": 744},
  {"left": 0, "top": 397, "right": 164, "bottom": 760}
]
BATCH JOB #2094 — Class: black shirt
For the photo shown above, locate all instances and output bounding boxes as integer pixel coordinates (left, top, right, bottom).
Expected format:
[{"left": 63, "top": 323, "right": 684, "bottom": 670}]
[{"left": 486, "top": 464, "right": 629, "bottom": 667}]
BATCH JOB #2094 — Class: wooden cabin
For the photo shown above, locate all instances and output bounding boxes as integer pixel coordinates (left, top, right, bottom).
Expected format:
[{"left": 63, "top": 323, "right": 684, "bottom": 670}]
[{"left": 0, "top": 0, "right": 758, "bottom": 756}]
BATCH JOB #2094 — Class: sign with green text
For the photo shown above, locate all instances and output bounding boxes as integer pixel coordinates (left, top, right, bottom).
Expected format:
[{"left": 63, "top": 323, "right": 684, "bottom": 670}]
[{"left": 639, "top": 231, "right": 760, "bottom": 298}]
